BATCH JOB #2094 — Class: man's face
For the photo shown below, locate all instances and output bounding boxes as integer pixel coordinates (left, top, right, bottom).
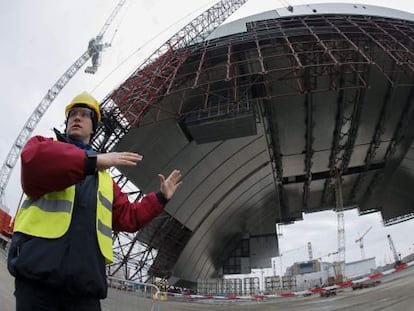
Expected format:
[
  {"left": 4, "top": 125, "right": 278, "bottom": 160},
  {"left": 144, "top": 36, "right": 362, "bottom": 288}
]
[{"left": 66, "top": 107, "right": 94, "bottom": 143}]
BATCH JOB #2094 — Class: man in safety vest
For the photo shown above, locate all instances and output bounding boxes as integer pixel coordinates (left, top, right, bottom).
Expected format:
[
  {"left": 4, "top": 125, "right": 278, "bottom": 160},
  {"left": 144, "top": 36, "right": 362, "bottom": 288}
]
[{"left": 7, "top": 92, "right": 182, "bottom": 311}]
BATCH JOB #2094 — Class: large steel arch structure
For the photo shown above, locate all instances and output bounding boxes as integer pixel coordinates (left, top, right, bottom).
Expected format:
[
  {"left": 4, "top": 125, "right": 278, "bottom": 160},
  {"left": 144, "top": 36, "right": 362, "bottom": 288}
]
[
  {"left": 94, "top": 3, "right": 414, "bottom": 284},
  {"left": 91, "top": 0, "right": 249, "bottom": 282}
]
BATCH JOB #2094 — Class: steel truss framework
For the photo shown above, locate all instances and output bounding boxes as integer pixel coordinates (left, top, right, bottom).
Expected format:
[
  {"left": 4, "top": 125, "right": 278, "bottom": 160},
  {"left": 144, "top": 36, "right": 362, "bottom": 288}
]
[{"left": 94, "top": 13, "right": 414, "bottom": 281}]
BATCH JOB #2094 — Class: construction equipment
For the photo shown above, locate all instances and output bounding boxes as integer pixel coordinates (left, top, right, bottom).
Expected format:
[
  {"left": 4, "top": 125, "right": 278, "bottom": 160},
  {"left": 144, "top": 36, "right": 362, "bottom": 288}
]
[
  {"left": 84, "top": 1, "right": 127, "bottom": 74},
  {"left": 315, "top": 251, "right": 339, "bottom": 262},
  {"left": 352, "top": 280, "right": 381, "bottom": 290},
  {"left": 387, "top": 234, "right": 401, "bottom": 266},
  {"left": 307, "top": 242, "right": 313, "bottom": 261},
  {"left": 333, "top": 168, "right": 346, "bottom": 279},
  {"left": 0, "top": 0, "right": 127, "bottom": 210},
  {"left": 355, "top": 226, "right": 372, "bottom": 259},
  {"left": 320, "top": 288, "right": 337, "bottom": 298}
]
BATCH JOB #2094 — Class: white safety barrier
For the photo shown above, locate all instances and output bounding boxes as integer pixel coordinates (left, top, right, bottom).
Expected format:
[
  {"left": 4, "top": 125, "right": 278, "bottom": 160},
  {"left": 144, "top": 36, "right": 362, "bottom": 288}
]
[{"left": 102, "top": 276, "right": 162, "bottom": 311}]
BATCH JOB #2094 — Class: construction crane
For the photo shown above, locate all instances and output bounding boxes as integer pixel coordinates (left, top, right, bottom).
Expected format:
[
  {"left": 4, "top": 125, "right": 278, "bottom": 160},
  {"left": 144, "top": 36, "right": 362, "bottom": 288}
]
[
  {"left": 315, "top": 251, "right": 339, "bottom": 262},
  {"left": 387, "top": 234, "right": 401, "bottom": 266},
  {"left": 0, "top": 0, "right": 127, "bottom": 210},
  {"left": 333, "top": 168, "right": 346, "bottom": 279},
  {"left": 307, "top": 242, "right": 313, "bottom": 261},
  {"left": 355, "top": 226, "right": 372, "bottom": 259}
]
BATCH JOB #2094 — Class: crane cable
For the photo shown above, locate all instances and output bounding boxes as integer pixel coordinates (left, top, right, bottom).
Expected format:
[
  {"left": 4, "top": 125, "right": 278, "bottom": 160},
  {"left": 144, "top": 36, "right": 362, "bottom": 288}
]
[{"left": 107, "top": 0, "right": 132, "bottom": 46}]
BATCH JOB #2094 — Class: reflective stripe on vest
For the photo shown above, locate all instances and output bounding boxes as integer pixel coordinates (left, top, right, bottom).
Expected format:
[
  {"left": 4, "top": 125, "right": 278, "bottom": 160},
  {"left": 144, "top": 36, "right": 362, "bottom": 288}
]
[
  {"left": 14, "top": 170, "right": 114, "bottom": 263},
  {"left": 96, "top": 171, "right": 114, "bottom": 263},
  {"left": 14, "top": 186, "right": 75, "bottom": 238}
]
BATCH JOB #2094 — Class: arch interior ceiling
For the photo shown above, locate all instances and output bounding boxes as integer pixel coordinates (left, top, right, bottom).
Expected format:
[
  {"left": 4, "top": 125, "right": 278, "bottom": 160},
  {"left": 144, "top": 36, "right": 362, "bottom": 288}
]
[{"left": 110, "top": 3, "right": 414, "bottom": 283}]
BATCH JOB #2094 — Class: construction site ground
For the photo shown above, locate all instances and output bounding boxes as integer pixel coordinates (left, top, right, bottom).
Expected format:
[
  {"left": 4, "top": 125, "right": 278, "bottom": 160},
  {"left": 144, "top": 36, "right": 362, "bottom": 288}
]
[{"left": 1, "top": 247, "right": 413, "bottom": 311}]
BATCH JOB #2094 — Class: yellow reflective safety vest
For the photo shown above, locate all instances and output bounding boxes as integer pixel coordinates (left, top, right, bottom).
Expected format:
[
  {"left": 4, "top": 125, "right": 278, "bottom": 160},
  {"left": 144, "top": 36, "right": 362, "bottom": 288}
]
[{"left": 14, "top": 171, "right": 114, "bottom": 263}]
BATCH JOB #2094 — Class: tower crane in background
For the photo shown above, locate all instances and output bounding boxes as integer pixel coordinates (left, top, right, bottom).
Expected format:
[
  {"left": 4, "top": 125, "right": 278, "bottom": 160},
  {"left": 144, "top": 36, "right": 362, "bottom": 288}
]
[
  {"left": 0, "top": 0, "right": 127, "bottom": 211},
  {"left": 307, "top": 242, "right": 313, "bottom": 261},
  {"left": 387, "top": 234, "right": 401, "bottom": 266},
  {"left": 355, "top": 226, "right": 372, "bottom": 259},
  {"left": 333, "top": 168, "right": 346, "bottom": 280}
]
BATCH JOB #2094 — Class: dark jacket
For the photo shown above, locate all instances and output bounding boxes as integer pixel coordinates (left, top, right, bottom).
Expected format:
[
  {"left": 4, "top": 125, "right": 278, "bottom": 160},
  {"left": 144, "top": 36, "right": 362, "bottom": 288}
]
[{"left": 8, "top": 135, "right": 166, "bottom": 299}]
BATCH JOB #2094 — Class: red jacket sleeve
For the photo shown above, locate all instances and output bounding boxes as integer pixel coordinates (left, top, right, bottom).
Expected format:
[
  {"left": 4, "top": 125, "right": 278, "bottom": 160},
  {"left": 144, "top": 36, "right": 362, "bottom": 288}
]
[
  {"left": 112, "top": 181, "right": 165, "bottom": 232},
  {"left": 21, "top": 135, "right": 86, "bottom": 198}
]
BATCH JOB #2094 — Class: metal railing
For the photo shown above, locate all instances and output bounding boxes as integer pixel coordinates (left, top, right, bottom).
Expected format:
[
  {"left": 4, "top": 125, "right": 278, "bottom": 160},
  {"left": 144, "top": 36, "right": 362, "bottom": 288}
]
[{"left": 102, "top": 277, "right": 162, "bottom": 311}]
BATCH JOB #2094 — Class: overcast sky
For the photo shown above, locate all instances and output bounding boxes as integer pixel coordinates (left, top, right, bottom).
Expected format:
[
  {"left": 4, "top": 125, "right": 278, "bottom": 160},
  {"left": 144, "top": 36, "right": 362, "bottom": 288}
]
[{"left": 1, "top": 0, "right": 414, "bottom": 272}]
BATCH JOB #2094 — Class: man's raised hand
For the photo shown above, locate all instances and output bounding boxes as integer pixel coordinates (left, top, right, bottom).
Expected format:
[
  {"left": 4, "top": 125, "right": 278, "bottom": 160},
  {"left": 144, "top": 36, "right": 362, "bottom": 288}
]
[{"left": 97, "top": 152, "right": 143, "bottom": 170}]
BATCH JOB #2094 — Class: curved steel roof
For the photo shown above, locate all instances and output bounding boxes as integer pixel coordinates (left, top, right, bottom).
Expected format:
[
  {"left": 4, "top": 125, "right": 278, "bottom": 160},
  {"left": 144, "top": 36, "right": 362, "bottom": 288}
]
[
  {"left": 209, "top": 2, "right": 414, "bottom": 40},
  {"left": 111, "top": 3, "right": 414, "bottom": 283}
]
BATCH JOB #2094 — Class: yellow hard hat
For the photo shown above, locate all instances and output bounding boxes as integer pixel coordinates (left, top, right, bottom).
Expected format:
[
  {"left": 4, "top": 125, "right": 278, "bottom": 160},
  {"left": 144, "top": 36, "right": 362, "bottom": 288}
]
[{"left": 65, "top": 91, "right": 101, "bottom": 122}]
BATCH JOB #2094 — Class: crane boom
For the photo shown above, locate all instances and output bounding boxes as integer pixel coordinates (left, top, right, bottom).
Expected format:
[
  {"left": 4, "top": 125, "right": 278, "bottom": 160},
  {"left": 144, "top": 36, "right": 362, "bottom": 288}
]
[
  {"left": 97, "top": 0, "right": 127, "bottom": 38},
  {"left": 334, "top": 169, "right": 346, "bottom": 275},
  {"left": 355, "top": 226, "right": 372, "bottom": 243},
  {"left": 0, "top": 0, "right": 127, "bottom": 209},
  {"left": 355, "top": 226, "right": 372, "bottom": 259}
]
